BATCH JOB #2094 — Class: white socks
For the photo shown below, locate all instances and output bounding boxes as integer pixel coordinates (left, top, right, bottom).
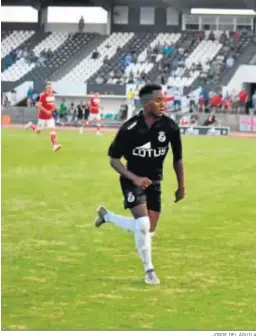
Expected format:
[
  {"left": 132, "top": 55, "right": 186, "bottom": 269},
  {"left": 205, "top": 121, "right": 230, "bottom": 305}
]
[
  {"left": 103, "top": 212, "right": 154, "bottom": 272},
  {"left": 134, "top": 216, "right": 154, "bottom": 272},
  {"left": 103, "top": 212, "right": 136, "bottom": 232}
]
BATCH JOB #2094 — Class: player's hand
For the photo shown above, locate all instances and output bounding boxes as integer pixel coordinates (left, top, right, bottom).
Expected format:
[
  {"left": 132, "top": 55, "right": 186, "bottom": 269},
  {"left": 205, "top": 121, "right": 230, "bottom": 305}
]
[
  {"left": 174, "top": 186, "right": 185, "bottom": 203},
  {"left": 133, "top": 176, "right": 152, "bottom": 190}
]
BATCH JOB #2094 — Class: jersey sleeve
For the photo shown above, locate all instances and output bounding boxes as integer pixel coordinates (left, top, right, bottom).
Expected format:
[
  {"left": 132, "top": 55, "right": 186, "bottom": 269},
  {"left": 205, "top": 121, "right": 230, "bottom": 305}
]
[
  {"left": 169, "top": 122, "right": 182, "bottom": 163},
  {"left": 108, "top": 127, "right": 128, "bottom": 159}
]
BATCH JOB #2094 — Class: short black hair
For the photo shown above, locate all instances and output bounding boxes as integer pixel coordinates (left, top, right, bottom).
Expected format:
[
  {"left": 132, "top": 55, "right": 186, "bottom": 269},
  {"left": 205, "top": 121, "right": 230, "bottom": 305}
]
[{"left": 139, "top": 84, "right": 162, "bottom": 98}]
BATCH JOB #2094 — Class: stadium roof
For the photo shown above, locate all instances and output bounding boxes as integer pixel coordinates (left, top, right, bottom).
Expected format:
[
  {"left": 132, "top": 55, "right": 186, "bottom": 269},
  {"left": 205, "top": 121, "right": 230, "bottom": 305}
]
[{"left": 2, "top": 0, "right": 256, "bottom": 10}]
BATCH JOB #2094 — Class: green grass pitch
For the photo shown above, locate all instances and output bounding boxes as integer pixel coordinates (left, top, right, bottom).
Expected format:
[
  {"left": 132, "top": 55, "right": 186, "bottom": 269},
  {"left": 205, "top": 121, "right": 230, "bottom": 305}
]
[{"left": 2, "top": 128, "right": 256, "bottom": 330}]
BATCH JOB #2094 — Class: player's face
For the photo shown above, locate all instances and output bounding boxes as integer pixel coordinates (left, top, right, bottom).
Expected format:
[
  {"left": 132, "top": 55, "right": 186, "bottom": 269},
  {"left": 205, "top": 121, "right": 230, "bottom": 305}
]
[
  {"left": 145, "top": 92, "right": 167, "bottom": 118},
  {"left": 46, "top": 84, "right": 53, "bottom": 94}
]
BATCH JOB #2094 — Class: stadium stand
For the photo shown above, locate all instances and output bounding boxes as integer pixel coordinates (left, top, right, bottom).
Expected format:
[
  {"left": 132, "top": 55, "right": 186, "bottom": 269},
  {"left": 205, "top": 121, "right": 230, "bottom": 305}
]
[
  {"left": 1, "top": 32, "right": 70, "bottom": 81},
  {"left": 123, "top": 33, "right": 182, "bottom": 81},
  {"left": 87, "top": 30, "right": 255, "bottom": 89},
  {"left": 57, "top": 32, "right": 134, "bottom": 83},
  {"left": 1, "top": 30, "right": 34, "bottom": 59},
  {"left": 1, "top": 27, "right": 256, "bottom": 101},
  {"left": 89, "top": 32, "right": 159, "bottom": 85},
  {"left": 250, "top": 54, "right": 256, "bottom": 64},
  {"left": 1, "top": 31, "right": 50, "bottom": 72},
  {"left": 1, "top": 30, "right": 13, "bottom": 41},
  {"left": 1, "top": 31, "right": 96, "bottom": 93}
]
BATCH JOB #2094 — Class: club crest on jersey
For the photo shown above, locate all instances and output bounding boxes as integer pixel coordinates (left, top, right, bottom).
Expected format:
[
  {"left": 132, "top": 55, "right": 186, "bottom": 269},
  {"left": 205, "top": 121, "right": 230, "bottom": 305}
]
[
  {"left": 158, "top": 131, "right": 166, "bottom": 142},
  {"left": 127, "top": 192, "right": 135, "bottom": 203}
]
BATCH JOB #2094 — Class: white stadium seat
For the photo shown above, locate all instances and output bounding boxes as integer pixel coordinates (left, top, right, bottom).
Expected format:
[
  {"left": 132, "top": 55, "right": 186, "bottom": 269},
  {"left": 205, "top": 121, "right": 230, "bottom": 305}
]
[
  {"left": 58, "top": 32, "right": 134, "bottom": 83},
  {"left": 1, "top": 32, "right": 69, "bottom": 82}
]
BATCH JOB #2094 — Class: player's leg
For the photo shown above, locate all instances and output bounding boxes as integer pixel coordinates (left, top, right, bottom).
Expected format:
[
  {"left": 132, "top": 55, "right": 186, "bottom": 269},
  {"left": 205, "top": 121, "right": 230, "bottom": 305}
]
[
  {"left": 146, "top": 182, "right": 162, "bottom": 238},
  {"left": 48, "top": 119, "right": 61, "bottom": 151},
  {"left": 80, "top": 113, "right": 91, "bottom": 133},
  {"left": 95, "top": 178, "right": 159, "bottom": 284},
  {"left": 95, "top": 178, "right": 146, "bottom": 232},
  {"left": 148, "top": 210, "right": 160, "bottom": 238},
  {"left": 129, "top": 204, "right": 159, "bottom": 284},
  {"left": 96, "top": 114, "right": 102, "bottom": 135},
  {"left": 79, "top": 119, "right": 86, "bottom": 134},
  {"left": 24, "top": 120, "right": 40, "bottom": 133}
]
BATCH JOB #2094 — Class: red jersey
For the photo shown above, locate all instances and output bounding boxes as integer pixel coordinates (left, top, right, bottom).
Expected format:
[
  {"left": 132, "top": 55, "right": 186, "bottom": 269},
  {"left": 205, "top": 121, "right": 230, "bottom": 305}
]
[
  {"left": 38, "top": 92, "right": 55, "bottom": 120},
  {"left": 90, "top": 96, "right": 100, "bottom": 114},
  {"left": 238, "top": 90, "right": 248, "bottom": 103},
  {"left": 224, "top": 98, "right": 232, "bottom": 109},
  {"left": 211, "top": 95, "right": 222, "bottom": 106}
]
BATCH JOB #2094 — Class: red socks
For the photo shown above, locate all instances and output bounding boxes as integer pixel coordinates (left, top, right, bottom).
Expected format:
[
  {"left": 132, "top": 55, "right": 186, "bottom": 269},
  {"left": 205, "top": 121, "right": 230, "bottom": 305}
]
[
  {"left": 30, "top": 123, "right": 36, "bottom": 131},
  {"left": 50, "top": 132, "right": 57, "bottom": 146}
]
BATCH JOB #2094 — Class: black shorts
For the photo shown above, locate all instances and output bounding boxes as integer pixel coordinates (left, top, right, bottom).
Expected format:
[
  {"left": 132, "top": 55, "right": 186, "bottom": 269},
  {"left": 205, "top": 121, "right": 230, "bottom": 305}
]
[{"left": 120, "top": 177, "right": 161, "bottom": 213}]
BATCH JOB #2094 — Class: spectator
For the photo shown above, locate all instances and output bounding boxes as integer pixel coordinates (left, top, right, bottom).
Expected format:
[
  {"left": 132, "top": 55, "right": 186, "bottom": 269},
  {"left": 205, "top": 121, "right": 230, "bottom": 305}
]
[
  {"left": 188, "top": 90, "right": 196, "bottom": 112},
  {"left": 220, "top": 32, "right": 227, "bottom": 44},
  {"left": 92, "top": 49, "right": 100, "bottom": 59},
  {"left": 226, "top": 56, "right": 234, "bottom": 68},
  {"left": 163, "top": 45, "right": 173, "bottom": 55},
  {"left": 59, "top": 99, "right": 67, "bottom": 122},
  {"left": 126, "top": 89, "right": 134, "bottom": 106},
  {"left": 173, "top": 90, "right": 182, "bottom": 112},
  {"left": 237, "top": 89, "right": 248, "bottom": 114},
  {"left": 252, "top": 90, "right": 256, "bottom": 110},
  {"left": 208, "top": 64, "right": 216, "bottom": 78},
  {"left": 95, "top": 75, "right": 104, "bottom": 84},
  {"left": 84, "top": 102, "right": 90, "bottom": 121},
  {"left": 211, "top": 93, "right": 223, "bottom": 113},
  {"left": 68, "top": 102, "right": 77, "bottom": 122},
  {"left": 77, "top": 101, "right": 85, "bottom": 122},
  {"left": 32, "top": 92, "right": 39, "bottom": 106},
  {"left": 46, "top": 49, "right": 53, "bottom": 59},
  {"left": 208, "top": 31, "right": 215, "bottom": 41},
  {"left": 233, "top": 31, "right": 240, "bottom": 41},
  {"left": 223, "top": 97, "right": 233, "bottom": 112},
  {"left": 26, "top": 87, "right": 34, "bottom": 107},
  {"left": 78, "top": 16, "right": 85, "bottom": 33},
  {"left": 200, "top": 87, "right": 209, "bottom": 109},
  {"left": 5, "top": 54, "right": 13, "bottom": 69},
  {"left": 10, "top": 50, "right": 17, "bottom": 63},
  {"left": 1, "top": 92, "right": 9, "bottom": 107},
  {"left": 146, "top": 46, "right": 152, "bottom": 55},
  {"left": 124, "top": 54, "right": 132, "bottom": 67},
  {"left": 198, "top": 31, "right": 205, "bottom": 41},
  {"left": 132, "top": 53, "right": 138, "bottom": 64},
  {"left": 153, "top": 44, "right": 159, "bottom": 54}
]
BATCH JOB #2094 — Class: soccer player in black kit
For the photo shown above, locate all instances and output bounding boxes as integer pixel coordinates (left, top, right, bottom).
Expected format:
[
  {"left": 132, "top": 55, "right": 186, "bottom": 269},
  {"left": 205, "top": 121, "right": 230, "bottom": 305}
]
[{"left": 94, "top": 84, "right": 185, "bottom": 285}]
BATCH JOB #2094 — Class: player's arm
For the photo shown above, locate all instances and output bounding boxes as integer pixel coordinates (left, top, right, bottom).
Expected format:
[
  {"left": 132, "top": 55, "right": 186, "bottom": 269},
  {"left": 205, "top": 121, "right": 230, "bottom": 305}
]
[
  {"left": 169, "top": 123, "right": 185, "bottom": 202},
  {"left": 108, "top": 128, "right": 136, "bottom": 180},
  {"left": 108, "top": 129, "right": 151, "bottom": 189}
]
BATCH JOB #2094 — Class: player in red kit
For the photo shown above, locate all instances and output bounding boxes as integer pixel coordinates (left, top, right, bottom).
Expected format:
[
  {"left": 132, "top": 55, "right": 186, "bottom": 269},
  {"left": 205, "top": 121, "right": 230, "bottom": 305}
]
[
  {"left": 24, "top": 82, "right": 62, "bottom": 151},
  {"left": 79, "top": 92, "right": 103, "bottom": 135}
]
